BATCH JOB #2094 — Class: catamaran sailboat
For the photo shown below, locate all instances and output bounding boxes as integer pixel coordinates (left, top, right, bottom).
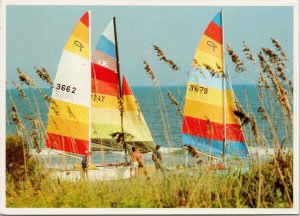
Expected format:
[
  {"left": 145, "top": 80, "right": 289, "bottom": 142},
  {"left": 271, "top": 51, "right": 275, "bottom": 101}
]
[
  {"left": 45, "top": 11, "right": 155, "bottom": 181},
  {"left": 181, "top": 11, "right": 249, "bottom": 167}
]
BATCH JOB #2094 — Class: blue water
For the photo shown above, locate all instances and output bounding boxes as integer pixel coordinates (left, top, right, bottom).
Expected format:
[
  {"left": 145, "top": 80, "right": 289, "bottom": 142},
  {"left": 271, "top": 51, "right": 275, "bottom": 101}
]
[{"left": 6, "top": 85, "right": 291, "bottom": 167}]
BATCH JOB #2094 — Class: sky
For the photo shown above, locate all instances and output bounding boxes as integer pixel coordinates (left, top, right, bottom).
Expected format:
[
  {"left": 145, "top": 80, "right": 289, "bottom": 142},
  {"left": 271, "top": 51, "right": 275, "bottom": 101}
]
[{"left": 6, "top": 4, "right": 294, "bottom": 87}]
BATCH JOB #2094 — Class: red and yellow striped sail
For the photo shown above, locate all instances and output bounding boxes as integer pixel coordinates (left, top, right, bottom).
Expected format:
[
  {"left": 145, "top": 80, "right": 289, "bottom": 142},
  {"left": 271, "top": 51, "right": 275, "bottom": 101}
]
[
  {"left": 182, "top": 12, "right": 248, "bottom": 159},
  {"left": 46, "top": 12, "right": 91, "bottom": 155},
  {"left": 122, "top": 75, "right": 154, "bottom": 151},
  {"left": 91, "top": 20, "right": 122, "bottom": 148}
]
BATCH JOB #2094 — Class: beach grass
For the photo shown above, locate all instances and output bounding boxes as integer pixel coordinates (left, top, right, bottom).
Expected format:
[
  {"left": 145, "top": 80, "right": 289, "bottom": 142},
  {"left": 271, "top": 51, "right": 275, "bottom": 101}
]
[
  {"left": 6, "top": 38, "right": 294, "bottom": 208},
  {"left": 6, "top": 135, "right": 293, "bottom": 208}
]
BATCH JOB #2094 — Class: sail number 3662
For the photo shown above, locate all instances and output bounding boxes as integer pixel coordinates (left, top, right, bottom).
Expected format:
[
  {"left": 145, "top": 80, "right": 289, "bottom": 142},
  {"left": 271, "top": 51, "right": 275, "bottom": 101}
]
[
  {"left": 189, "top": 85, "right": 208, "bottom": 94},
  {"left": 56, "top": 83, "right": 76, "bottom": 94}
]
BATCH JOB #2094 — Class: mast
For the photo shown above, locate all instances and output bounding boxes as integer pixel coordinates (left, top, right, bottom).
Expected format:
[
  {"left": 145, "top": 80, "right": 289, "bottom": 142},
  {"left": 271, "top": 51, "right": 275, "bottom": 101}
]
[
  {"left": 113, "top": 17, "right": 124, "bottom": 134},
  {"left": 113, "top": 17, "right": 128, "bottom": 161},
  {"left": 88, "top": 10, "right": 92, "bottom": 153},
  {"left": 221, "top": 9, "right": 227, "bottom": 165}
]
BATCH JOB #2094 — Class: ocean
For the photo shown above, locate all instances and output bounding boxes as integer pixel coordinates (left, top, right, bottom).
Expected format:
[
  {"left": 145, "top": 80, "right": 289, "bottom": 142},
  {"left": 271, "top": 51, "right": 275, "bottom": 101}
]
[{"left": 6, "top": 85, "right": 290, "bottom": 168}]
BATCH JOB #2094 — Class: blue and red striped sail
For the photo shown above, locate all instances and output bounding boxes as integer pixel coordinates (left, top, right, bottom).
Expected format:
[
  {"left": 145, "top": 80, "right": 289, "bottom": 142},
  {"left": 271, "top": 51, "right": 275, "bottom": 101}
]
[
  {"left": 182, "top": 11, "right": 249, "bottom": 159},
  {"left": 90, "top": 20, "right": 155, "bottom": 152},
  {"left": 91, "top": 20, "right": 122, "bottom": 147}
]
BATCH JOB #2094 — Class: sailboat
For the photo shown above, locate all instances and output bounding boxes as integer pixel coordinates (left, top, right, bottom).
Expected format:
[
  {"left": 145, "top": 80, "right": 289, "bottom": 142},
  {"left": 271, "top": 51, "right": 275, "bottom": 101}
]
[
  {"left": 90, "top": 19, "right": 155, "bottom": 154},
  {"left": 45, "top": 12, "right": 155, "bottom": 179},
  {"left": 181, "top": 11, "right": 249, "bottom": 165},
  {"left": 46, "top": 11, "right": 91, "bottom": 156}
]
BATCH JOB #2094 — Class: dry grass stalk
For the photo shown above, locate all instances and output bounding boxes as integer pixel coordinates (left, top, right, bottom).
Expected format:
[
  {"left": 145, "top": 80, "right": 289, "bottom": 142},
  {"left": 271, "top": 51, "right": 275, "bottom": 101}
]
[
  {"left": 17, "top": 68, "right": 51, "bottom": 104},
  {"left": 193, "top": 59, "right": 222, "bottom": 77},
  {"left": 262, "top": 47, "right": 292, "bottom": 88},
  {"left": 117, "top": 97, "right": 124, "bottom": 114},
  {"left": 203, "top": 64, "right": 222, "bottom": 78},
  {"left": 167, "top": 91, "right": 182, "bottom": 116},
  {"left": 24, "top": 115, "right": 41, "bottom": 153},
  {"left": 257, "top": 106, "right": 282, "bottom": 151},
  {"left": 35, "top": 66, "right": 54, "bottom": 87},
  {"left": 256, "top": 108, "right": 292, "bottom": 207},
  {"left": 271, "top": 37, "right": 289, "bottom": 61},
  {"left": 143, "top": 60, "right": 156, "bottom": 83},
  {"left": 110, "top": 132, "right": 133, "bottom": 143},
  {"left": 134, "top": 100, "right": 142, "bottom": 122},
  {"left": 143, "top": 60, "right": 175, "bottom": 165},
  {"left": 67, "top": 106, "right": 76, "bottom": 119},
  {"left": 153, "top": 45, "right": 179, "bottom": 71},
  {"left": 262, "top": 48, "right": 285, "bottom": 67},
  {"left": 226, "top": 44, "right": 247, "bottom": 72},
  {"left": 12, "top": 81, "right": 28, "bottom": 100},
  {"left": 11, "top": 104, "right": 25, "bottom": 132},
  {"left": 250, "top": 118, "right": 262, "bottom": 146},
  {"left": 258, "top": 52, "right": 292, "bottom": 122},
  {"left": 242, "top": 41, "right": 256, "bottom": 63},
  {"left": 50, "top": 98, "right": 60, "bottom": 116},
  {"left": 258, "top": 74, "right": 272, "bottom": 91},
  {"left": 192, "top": 59, "right": 206, "bottom": 78},
  {"left": 17, "top": 68, "right": 38, "bottom": 88},
  {"left": 233, "top": 102, "right": 264, "bottom": 146},
  {"left": 233, "top": 110, "right": 251, "bottom": 127}
]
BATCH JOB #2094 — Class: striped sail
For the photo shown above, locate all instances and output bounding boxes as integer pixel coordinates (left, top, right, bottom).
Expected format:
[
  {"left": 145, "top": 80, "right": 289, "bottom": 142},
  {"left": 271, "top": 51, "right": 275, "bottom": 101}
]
[
  {"left": 122, "top": 75, "right": 155, "bottom": 152},
  {"left": 91, "top": 20, "right": 122, "bottom": 150},
  {"left": 46, "top": 11, "right": 91, "bottom": 155},
  {"left": 182, "top": 12, "right": 249, "bottom": 159}
]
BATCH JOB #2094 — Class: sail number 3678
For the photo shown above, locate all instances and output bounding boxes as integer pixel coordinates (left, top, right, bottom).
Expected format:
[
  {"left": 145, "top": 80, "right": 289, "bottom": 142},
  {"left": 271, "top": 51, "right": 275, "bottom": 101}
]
[
  {"left": 189, "top": 85, "right": 208, "bottom": 94},
  {"left": 56, "top": 83, "right": 76, "bottom": 94}
]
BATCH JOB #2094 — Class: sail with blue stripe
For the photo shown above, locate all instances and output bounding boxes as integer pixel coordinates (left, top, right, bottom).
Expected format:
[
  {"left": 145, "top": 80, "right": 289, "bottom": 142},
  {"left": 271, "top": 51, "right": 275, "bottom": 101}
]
[{"left": 182, "top": 11, "right": 249, "bottom": 159}]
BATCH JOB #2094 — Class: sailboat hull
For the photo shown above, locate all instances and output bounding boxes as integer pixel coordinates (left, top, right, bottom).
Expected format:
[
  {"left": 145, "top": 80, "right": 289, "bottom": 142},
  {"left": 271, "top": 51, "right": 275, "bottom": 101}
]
[
  {"left": 91, "top": 140, "right": 154, "bottom": 153},
  {"left": 51, "top": 167, "right": 131, "bottom": 182}
]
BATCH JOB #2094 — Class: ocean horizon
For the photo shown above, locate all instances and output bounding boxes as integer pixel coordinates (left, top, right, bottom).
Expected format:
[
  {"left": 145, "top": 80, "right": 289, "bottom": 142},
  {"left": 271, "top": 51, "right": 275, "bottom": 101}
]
[{"left": 6, "top": 84, "right": 288, "bottom": 154}]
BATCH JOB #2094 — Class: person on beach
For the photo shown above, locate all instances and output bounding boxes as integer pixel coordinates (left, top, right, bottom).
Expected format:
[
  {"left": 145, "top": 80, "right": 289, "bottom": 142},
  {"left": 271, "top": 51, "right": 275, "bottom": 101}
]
[
  {"left": 81, "top": 151, "right": 91, "bottom": 180},
  {"left": 152, "top": 145, "right": 163, "bottom": 174},
  {"left": 130, "top": 147, "right": 143, "bottom": 178}
]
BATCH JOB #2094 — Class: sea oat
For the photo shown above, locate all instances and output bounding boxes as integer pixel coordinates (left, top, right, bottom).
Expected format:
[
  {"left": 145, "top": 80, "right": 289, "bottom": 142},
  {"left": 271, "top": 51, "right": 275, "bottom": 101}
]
[
  {"left": 35, "top": 66, "right": 54, "bottom": 87},
  {"left": 262, "top": 48, "right": 284, "bottom": 65},
  {"left": 233, "top": 110, "right": 251, "bottom": 127},
  {"left": 143, "top": 60, "right": 156, "bottom": 82},
  {"left": 226, "top": 44, "right": 247, "bottom": 72},
  {"left": 24, "top": 115, "right": 41, "bottom": 153},
  {"left": 50, "top": 98, "right": 60, "bottom": 116},
  {"left": 258, "top": 51, "right": 292, "bottom": 121},
  {"left": 258, "top": 74, "right": 272, "bottom": 91},
  {"left": 153, "top": 45, "right": 179, "bottom": 71},
  {"left": 250, "top": 118, "right": 261, "bottom": 146},
  {"left": 242, "top": 41, "right": 256, "bottom": 63},
  {"left": 17, "top": 68, "right": 38, "bottom": 88},
  {"left": 12, "top": 81, "right": 28, "bottom": 99},
  {"left": 67, "top": 106, "right": 76, "bottom": 119},
  {"left": 10, "top": 104, "right": 25, "bottom": 131},
  {"left": 206, "top": 118, "right": 213, "bottom": 135},
  {"left": 134, "top": 100, "right": 142, "bottom": 122},
  {"left": 262, "top": 47, "right": 292, "bottom": 86},
  {"left": 203, "top": 64, "right": 222, "bottom": 77},
  {"left": 192, "top": 59, "right": 206, "bottom": 78},
  {"left": 183, "top": 144, "right": 198, "bottom": 158},
  {"left": 167, "top": 91, "right": 182, "bottom": 116},
  {"left": 117, "top": 97, "right": 124, "bottom": 114},
  {"left": 110, "top": 132, "right": 133, "bottom": 143},
  {"left": 271, "top": 37, "right": 289, "bottom": 61}
]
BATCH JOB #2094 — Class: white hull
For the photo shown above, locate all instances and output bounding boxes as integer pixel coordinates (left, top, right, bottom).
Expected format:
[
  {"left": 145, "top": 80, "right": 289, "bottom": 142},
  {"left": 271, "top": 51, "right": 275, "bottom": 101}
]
[{"left": 51, "top": 166, "right": 130, "bottom": 182}]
